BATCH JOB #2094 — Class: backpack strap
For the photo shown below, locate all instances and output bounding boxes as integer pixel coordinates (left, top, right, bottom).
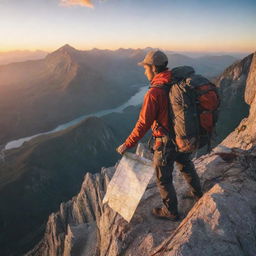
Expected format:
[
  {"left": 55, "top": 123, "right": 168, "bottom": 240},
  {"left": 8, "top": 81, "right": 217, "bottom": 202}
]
[
  {"left": 149, "top": 84, "right": 170, "bottom": 92},
  {"left": 149, "top": 83, "right": 177, "bottom": 150}
]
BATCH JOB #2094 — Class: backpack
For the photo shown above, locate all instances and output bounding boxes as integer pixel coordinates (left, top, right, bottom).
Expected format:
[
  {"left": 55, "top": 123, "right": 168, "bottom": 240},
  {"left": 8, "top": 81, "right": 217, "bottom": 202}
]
[{"left": 169, "top": 66, "right": 220, "bottom": 153}]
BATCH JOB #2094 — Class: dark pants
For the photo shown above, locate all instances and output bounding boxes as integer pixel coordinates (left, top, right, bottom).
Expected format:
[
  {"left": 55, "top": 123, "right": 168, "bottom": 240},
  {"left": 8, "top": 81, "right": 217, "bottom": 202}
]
[{"left": 153, "top": 141, "right": 202, "bottom": 215}]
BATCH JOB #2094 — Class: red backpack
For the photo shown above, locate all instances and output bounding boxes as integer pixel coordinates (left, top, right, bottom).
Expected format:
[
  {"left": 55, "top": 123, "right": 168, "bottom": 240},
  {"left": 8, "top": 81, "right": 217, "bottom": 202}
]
[{"left": 169, "top": 66, "right": 220, "bottom": 152}]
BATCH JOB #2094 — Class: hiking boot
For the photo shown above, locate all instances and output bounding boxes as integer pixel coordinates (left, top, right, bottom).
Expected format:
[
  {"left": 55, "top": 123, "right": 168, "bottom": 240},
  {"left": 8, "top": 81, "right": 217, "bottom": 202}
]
[{"left": 151, "top": 207, "right": 180, "bottom": 221}]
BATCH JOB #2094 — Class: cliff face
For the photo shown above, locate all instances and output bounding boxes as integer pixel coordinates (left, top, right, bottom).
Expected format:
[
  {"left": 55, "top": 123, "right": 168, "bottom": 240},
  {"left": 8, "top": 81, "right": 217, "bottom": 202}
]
[
  {"left": 222, "top": 52, "right": 256, "bottom": 149},
  {"left": 26, "top": 167, "right": 115, "bottom": 256},
  {"left": 214, "top": 53, "right": 253, "bottom": 143},
  {"left": 26, "top": 53, "right": 256, "bottom": 256}
]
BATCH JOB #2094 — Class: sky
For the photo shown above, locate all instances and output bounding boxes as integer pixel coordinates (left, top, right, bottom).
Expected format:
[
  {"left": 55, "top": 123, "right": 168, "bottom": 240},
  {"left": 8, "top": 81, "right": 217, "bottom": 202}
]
[{"left": 0, "top": 0, "right": 255, "bottom": 53}]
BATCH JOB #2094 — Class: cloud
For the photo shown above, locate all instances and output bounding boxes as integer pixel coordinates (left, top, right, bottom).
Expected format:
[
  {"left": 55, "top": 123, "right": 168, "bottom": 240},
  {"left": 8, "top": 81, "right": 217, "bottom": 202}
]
[{"left": 60, "top": 0, "right": 94, "bottom": 8}]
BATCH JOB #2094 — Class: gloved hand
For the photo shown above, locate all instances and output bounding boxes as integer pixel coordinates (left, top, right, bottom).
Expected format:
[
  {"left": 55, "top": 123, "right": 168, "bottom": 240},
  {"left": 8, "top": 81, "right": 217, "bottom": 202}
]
[{"left": 116, "top": 143, "right": 128, "bottom": 155}]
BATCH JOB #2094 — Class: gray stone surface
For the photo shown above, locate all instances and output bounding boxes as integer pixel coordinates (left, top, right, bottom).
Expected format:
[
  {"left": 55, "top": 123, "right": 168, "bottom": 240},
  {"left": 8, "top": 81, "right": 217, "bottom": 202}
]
[{"left": 153, "top": 148, "right": 256, "bottom": 256}]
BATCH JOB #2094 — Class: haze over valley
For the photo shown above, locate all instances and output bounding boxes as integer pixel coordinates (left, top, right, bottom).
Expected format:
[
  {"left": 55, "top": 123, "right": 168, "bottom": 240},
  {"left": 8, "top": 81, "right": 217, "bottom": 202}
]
[
  {"left": 0, "top": 44, "right": 240, "bottom": 147},
  {"left": 0, "top": 44, "right": 147, "bottom": 145}
]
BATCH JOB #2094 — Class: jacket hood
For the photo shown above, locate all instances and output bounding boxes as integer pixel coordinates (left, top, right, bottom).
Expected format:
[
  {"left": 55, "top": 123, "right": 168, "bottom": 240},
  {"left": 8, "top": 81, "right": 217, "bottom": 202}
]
[{"left": 151, "top": 70, "right": 172, "bottom": 86}]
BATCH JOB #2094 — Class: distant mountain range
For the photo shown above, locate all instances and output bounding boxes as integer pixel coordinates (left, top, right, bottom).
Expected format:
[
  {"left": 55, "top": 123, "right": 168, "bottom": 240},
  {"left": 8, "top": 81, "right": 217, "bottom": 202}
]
[
  {"left": 166, "top": 50, "right": 249, "bottom": 59},
  {"left": 0, "top": 50, "right": 48, "bottom": 65},
  {"left": 0, "top": 48, "right": 245, "bottom": 66},
  {"left": 0, "top": 44, "right": 147, "bottom": 145},
  {"left": 166, "top": 52, "right": 238, "bottom": 78},
  {"left": 0, "top": 44, "right": 239, "bottom": 146}
]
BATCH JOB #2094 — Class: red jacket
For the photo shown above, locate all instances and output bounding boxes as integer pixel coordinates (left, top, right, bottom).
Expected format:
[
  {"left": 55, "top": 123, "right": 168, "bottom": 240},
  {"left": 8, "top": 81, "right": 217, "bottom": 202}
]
[{"left": 125, "top": 70, "right": 171, "bottom": 149}]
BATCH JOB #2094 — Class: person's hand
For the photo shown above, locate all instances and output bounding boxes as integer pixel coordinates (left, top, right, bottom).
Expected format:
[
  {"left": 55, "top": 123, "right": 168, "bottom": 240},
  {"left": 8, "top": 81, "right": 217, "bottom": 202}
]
[{"left": 116, "top": 143, "right": 128, "bottom": 155}]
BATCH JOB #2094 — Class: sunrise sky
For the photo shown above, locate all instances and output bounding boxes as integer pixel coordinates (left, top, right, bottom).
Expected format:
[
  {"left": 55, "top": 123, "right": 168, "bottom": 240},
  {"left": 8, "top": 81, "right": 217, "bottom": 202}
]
[{"left": 0, "top": 0, "right": 255, "bottom": 53}]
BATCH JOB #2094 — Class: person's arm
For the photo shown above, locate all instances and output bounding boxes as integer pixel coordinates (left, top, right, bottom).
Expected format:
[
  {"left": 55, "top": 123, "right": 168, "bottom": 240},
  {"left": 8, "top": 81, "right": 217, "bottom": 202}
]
[{"left": 116, "top": 89, "right": 158, "bottom": 154}]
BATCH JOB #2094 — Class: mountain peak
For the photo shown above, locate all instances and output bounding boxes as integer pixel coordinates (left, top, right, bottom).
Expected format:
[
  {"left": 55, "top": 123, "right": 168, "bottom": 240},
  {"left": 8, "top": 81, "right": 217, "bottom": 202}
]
[
  {"left": 47, "top": 44, "right": 79, "bottom": 59},
  {"left": 45, "top": 44, "right": 80, "bottom": 65},
  {"left": 59, "top": 44, "right": 76, "bottom": 51},
  {"left": 55, "top": 44, "right": 78, "bottom": 54}
]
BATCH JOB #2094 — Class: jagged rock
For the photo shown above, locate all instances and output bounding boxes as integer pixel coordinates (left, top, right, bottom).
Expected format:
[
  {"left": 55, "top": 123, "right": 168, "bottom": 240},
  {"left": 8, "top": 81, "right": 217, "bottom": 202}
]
[{"left": 25, "top": 167, "right": 115, "bottom": 256}]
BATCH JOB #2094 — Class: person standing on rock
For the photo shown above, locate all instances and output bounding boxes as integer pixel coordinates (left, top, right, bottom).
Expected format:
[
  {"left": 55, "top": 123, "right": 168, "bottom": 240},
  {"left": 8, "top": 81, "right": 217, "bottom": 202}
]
[{"left": 117, "top": 50, "right": 203, "bottom": 221}]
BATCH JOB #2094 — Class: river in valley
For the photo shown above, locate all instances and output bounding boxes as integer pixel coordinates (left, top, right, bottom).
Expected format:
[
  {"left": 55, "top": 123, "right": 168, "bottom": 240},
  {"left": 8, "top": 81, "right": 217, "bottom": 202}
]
[{"left": 5, "top": 85, "right": 148, "bottom": 150}]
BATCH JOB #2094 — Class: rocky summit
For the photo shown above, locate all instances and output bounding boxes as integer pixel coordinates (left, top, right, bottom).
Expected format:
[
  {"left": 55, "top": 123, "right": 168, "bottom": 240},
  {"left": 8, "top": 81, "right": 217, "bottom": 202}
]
[{"left": 26, "top": 53, "right": 256, "bottom": 256}]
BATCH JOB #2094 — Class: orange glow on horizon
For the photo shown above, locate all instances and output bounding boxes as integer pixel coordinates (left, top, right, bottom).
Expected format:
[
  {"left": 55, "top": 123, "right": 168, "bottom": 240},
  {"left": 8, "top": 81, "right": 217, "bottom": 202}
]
[{"left": 0, "top": 41, "right": 255, "bottom": 54}]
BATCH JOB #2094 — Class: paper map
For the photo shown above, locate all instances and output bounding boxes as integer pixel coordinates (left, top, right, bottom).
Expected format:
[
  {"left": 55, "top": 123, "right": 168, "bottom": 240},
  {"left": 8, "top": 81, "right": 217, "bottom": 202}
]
[{"left": 103, "top": 152, "right": 154, "bottom": 222}]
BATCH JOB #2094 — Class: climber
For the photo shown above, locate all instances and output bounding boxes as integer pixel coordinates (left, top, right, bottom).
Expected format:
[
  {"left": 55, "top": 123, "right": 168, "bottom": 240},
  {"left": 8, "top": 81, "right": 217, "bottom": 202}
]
[{"left": 116, "top": 50, "right": 203, "bottom": 221}]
